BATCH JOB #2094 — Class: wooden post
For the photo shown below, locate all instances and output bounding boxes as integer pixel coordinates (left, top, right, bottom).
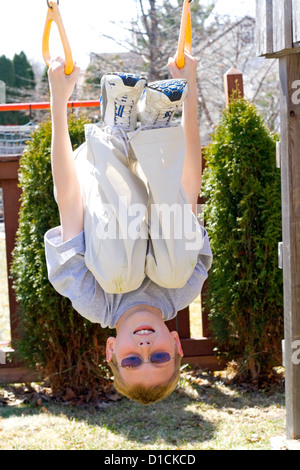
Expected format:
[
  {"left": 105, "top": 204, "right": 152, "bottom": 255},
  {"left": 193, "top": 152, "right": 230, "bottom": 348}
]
[
  {"left": 166, "top": 307, "right": 190, "bottom": 339},
  {"left": 0, "top": 156, "right": 21, "bottom": 345},
  {"left": 256, "top": 0, "right": 300, "bottom": 444},
  {"left": 224, "top": 67, "right": 244, "bottom": 107},
  {"left": 279, "top": 54, "right": 300, "bottom": 440}
]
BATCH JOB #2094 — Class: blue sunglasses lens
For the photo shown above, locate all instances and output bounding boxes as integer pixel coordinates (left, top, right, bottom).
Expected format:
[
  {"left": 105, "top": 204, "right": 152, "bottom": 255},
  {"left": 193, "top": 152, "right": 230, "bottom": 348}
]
[
  {"left": 121, "top": 352, "right": 171, "bottom": 368},
  {"left": 151, "top": 352, "right": 171, "bottom": 363},
  {"left": 121, "top": 356, "right": 143, "bottom": 368}
]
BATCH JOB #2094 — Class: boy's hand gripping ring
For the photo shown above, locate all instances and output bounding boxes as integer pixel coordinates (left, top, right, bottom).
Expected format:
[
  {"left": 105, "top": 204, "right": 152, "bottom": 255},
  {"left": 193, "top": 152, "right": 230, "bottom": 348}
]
[{"left": 42, "top": 1, "right": 74, "bottom": 75}]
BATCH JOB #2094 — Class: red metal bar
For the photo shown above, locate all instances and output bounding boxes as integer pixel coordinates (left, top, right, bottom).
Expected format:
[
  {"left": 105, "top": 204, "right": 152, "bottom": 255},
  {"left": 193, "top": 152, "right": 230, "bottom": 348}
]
[{"left": 0, "top": 100, "right": 100, "bottom": 112}]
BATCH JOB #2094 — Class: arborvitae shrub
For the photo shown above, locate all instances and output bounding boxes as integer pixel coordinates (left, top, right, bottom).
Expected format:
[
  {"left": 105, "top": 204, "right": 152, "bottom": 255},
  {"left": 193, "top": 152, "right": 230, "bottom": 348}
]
[
  {"left": 11, "top": 115, "right": 113, "bottom": 397},
  {"left": 201, "top": 97, "right": 283, "bottom": 380}
]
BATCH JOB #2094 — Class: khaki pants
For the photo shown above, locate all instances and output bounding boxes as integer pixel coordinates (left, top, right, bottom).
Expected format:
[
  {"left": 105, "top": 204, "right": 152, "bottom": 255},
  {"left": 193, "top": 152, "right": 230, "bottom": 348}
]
[{"left": 74, "top": 124, "right": 203, "bottom": 294}]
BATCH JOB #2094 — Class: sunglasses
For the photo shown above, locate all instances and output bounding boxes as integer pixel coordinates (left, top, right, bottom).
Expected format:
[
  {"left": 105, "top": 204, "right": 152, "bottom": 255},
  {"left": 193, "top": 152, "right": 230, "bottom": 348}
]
[{"left": 117, "top": 352, "right": 174, "bottom": 369}]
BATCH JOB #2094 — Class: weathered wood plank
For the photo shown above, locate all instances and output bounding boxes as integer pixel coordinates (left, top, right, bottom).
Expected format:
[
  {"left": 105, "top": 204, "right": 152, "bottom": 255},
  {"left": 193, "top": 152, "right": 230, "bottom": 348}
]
[
  {"left": 180, "top": 338, "right": 215, "bottom": 356},
  {"left": 262, "top": 48, "right": 300, "bottom": 59},
  {"left": 0, "top": 366, "right": 40, "bottom": 383},
  {"left": 256, "top": 0, "right": 273, "bottom": 56},
  {"left": 0, "top": 159, "right": 20, "bottom": 180},
  {"left": 181, "top": 355, "right": 225, "bottom": 371},
  {"left": 293, "top": 0, "right": 300, "bottom": 43},
  {"left": 1, "top": 178, "right": 22, "bottom": 345},
  {"left": 273, "top": 0, "right": 293, "bottom": 54},
  {"left": 279, "top": 53, "right": 300, "bottom": 440}
]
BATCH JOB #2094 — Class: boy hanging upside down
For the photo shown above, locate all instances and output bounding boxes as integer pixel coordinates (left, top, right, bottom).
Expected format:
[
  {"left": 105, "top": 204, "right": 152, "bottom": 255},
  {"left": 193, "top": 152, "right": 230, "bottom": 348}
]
[{"left": 44, "top": 51, "right": 212, "bottom": 405}]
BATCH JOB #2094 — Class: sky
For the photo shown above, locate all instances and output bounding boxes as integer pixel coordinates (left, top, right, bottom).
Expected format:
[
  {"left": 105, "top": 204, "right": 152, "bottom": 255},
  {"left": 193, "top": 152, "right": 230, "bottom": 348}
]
[{"left": 0, "top": 0, "right": 256, "bottom": 70}]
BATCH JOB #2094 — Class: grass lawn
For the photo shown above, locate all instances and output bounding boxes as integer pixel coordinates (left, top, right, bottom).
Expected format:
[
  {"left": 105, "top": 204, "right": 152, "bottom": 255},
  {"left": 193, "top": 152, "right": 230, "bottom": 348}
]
[
  {"left": 0, "top": 370, "right": 286, "bottom": 450},
  {"left": 0, "top": 227, "right": 286, "bottom": 450}
]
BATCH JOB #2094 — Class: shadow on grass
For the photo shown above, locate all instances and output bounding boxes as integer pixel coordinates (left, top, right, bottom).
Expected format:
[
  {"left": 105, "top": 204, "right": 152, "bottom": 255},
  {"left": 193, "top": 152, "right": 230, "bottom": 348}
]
[
  {"left": 183, "top": 370, "right": 285, "bottom": 411},
  {"left": 0, "top": 370, "right": 285, "bottom": 448},
  {"left": 0, "top": 383, "right": 217, "bottom": 446}
]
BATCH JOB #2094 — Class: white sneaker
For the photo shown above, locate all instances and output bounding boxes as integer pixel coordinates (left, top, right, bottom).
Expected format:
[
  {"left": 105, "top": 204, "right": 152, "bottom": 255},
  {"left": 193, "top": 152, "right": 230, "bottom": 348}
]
[
  {"left": 138, "top": 79, "right": 188, "bottom": 127},
  {"left": 100, "top": 73, "right": 147, "bottom": 131}
]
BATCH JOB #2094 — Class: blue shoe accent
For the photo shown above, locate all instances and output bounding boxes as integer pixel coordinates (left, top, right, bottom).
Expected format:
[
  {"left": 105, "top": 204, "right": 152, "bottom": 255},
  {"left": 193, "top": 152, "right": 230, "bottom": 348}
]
[
  {"left": 116, "top": 73, "right": 144, "bottom": 87},
  {"left": 138, "top": 78, "right": 188, "bottom": 127},
  {"left": 148, "top": 79, "right": 187, "bottom": 102}
]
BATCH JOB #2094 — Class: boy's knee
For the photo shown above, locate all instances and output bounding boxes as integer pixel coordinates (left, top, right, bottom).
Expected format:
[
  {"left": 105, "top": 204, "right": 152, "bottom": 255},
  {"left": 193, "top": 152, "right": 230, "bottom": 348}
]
[
  {"left": 146, "top": 254, "right": 198, "bottom": 289},
  {"left": 95, "top": 264, "right": 145, "bottom": 294}
]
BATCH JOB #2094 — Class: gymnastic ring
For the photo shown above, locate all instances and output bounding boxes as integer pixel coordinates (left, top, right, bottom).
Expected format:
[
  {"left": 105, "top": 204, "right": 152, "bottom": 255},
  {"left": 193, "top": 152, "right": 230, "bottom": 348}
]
[{"left": 47, "top": 0, "right": 59, "bottom": 9}]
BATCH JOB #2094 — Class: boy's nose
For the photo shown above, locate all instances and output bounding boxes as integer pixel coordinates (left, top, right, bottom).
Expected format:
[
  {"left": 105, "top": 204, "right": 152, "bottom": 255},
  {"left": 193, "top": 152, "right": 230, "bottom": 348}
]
[{"left": 137, "top": 338, "right": 152, "bottom": 347}]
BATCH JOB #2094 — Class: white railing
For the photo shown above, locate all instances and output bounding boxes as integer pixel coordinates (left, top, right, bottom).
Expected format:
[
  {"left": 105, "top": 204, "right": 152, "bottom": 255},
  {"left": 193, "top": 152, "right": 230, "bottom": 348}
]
[{"left": 0, "top": 124, "right": 36, "bottom": 156}]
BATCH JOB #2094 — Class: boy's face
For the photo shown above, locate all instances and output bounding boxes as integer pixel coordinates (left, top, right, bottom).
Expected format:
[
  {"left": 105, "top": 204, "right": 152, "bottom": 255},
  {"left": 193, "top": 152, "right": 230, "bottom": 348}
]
[{"left": 106, "top": 307, "right": 183, "bottom": 388}]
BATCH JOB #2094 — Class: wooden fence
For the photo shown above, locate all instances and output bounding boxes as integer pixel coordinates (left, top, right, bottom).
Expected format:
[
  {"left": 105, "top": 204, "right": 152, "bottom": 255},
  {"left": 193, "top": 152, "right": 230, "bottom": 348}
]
[
  {"left": 0, "top": 155, "right": 37, "bottom": 382},
  {"left": 0, "top": 68, "right": 243, "bottom": 383}
]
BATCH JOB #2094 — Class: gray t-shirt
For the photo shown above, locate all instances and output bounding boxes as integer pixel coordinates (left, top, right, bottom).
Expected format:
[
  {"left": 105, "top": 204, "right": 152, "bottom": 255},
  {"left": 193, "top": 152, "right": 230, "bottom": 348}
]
[{"left": 44, "top": 226, "right": 212, "bottom": 329}]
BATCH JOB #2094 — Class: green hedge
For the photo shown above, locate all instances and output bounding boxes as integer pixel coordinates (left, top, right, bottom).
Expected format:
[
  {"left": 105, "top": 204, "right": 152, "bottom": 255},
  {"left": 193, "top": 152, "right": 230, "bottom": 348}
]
[
  {"left": 11, "top": 114, "right": 113, "bottom": 396},
  {"left": 201, "top": 97, "right": 283, "bottom": 380}
]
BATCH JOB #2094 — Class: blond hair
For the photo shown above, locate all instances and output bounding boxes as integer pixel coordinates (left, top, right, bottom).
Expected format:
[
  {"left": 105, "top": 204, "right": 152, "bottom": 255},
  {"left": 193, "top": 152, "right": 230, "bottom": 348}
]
[{"left": 108, "top": 351, "right": 182, "bottom": 405}]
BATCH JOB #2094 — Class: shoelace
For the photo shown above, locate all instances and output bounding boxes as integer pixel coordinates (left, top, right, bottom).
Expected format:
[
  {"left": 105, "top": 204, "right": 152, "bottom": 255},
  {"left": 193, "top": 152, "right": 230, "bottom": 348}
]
[
  {"left": 104, "top": 125, "right": 131, "bottom": 159},
  {"left": 114, "top": 97, "right": 135, "bottom": 131},
  {"left": 153, "top": 106, "right": 177, "bottom": 127}
]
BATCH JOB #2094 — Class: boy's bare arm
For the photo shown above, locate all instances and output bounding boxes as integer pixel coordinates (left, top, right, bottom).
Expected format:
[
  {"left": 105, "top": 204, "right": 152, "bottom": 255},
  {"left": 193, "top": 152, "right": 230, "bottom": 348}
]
[
  {"left": 48, "top": 58, "right": 83, "bottom": 242},
  {"left": 168, "top": 52, "right": 202, "bottom": 215}
]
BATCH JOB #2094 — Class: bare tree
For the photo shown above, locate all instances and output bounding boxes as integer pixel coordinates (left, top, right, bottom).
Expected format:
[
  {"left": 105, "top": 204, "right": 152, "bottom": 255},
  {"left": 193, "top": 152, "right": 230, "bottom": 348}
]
[
  {"left": 82, "top": 1, "right": 279, "bottom": 140},
  {"left": 92, "top": 0, "right": 215, "bottom": 80},
  {"left": 191, "top": 14, "right": 279, "bottom": 143},
  {"left": 138, "top": 0, "right": 160, "bottom": 80}
]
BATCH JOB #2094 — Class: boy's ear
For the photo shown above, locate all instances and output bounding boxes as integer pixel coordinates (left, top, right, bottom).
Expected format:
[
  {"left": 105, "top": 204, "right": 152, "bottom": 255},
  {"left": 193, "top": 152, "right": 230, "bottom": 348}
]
[
  {"left": 106, "top": 337, "right": 116, "bottom": 362},
  {"left": 171, "top": 331, "right": 184, "bottom": 357}
]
